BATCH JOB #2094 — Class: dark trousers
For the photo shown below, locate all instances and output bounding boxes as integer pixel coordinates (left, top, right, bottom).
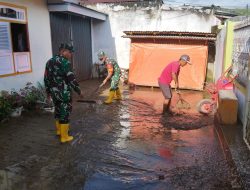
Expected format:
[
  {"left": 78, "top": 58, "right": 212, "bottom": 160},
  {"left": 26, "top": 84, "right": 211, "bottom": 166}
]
[{"left": 54, "top": 101, "right": 72, "bottom": 124}]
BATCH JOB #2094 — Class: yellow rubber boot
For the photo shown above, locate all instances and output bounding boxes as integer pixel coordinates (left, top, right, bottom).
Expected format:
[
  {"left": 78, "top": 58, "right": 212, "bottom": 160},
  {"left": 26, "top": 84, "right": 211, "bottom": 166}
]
[
  {"left": 114, "top": 88, "right": 122, "bottom": 100},
  {"left": 104, "top": 90, "right": 115, "bottom": 104},
  {"left": 55, "top": 120, "right": 60, "bottom": 135},
  {"left": 60, "top": 124, "right": 73, "bottom": 143}
]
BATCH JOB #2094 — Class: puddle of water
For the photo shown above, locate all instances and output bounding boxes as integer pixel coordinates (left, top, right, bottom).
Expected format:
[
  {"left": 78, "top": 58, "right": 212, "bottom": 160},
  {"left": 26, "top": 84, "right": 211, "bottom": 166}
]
[
  {"left": 84, "top": 89, "right": 230, "bottom": 189},
  {"left": 0, "top": 83, "right": 236, "bottom": 189},
  {"left": 84, "top": 172, "right": 174, "bottom": 190}
]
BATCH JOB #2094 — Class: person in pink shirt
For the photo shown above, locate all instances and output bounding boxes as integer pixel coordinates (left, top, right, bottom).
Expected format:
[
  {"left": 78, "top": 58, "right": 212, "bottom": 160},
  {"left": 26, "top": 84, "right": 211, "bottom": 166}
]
[{"left": 158, "top": 54, "right": 191, "bottom": 113}]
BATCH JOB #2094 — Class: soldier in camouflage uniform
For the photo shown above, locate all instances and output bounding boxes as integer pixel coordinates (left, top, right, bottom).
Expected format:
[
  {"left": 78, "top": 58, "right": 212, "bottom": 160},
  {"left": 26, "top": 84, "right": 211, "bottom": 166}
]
[
  {"left": 98, "top": 51, "right": 122, "bottom": 104},
  {"left": 44, "top": 43, "right": 83, "bottom": 143}
]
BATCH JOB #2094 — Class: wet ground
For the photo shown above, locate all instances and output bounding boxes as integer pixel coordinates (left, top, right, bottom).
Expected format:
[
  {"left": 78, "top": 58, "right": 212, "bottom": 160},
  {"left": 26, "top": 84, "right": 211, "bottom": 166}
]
[{"left": 0, "top": 80, "right": 242, "bottom": 190}]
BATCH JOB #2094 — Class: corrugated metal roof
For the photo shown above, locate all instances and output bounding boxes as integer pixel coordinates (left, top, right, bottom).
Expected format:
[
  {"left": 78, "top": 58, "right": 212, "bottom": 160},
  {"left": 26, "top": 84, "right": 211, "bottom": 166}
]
[
  {"left": 123, "top": 35, "right": 216, "bottom": 41},
  {"left": 123, "top": 31, "right": 216, "bottom": 41}
]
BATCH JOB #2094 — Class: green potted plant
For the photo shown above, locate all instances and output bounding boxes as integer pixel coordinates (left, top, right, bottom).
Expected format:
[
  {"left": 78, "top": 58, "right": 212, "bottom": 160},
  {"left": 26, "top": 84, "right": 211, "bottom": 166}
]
[
  {"left": 20, "top": 82, "right": 40, "bottom": 111},
  {"left": 0, "top": 91, "right": 12, "bottom": 122}
]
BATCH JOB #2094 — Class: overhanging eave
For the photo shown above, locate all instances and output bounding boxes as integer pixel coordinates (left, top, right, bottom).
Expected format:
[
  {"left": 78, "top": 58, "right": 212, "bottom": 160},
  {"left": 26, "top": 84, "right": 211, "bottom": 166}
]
[{"left": 48, "top": 3, "right": 107, "bottom": 21}]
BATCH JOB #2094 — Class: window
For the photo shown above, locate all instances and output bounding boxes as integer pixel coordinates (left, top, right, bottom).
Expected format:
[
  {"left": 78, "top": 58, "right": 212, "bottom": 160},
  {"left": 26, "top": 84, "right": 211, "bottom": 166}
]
[
  {"left": 0, "top": 4, "right": 26, "bottom": 22},
  {"left": 0, "top": 3, "right": 31, "bottom": 77},
  {"left": 11, "top": 23, "right": 29, "bottom": 52}
]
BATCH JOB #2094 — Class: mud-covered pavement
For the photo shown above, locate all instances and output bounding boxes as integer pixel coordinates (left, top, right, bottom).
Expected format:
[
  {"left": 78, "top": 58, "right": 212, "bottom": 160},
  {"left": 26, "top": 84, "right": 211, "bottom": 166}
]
[{"left": 0, "top": 80, "right": 242, "bottom": 190}]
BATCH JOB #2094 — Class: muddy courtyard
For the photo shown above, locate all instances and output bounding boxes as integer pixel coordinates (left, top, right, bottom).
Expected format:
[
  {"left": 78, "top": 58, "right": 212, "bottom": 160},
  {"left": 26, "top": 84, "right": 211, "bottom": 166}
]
[{"left": 0, "top": 80, "right": 242, "bottom": 190}]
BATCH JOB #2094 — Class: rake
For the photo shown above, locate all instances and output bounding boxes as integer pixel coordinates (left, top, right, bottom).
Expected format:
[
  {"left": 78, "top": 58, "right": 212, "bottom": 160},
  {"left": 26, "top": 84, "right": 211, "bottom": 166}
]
[{"left": 175, "top": 93, "right": 191, "bottom": 110}]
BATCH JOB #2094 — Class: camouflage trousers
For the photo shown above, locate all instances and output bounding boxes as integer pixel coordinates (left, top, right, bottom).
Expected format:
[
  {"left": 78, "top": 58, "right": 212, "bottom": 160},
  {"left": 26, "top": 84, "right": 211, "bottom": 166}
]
[
  {"left": 110, "top": 73, "right": 120, "bottom": 91},
  {"left": 54, "top": 101, "right": 72, "bottom": 124}
]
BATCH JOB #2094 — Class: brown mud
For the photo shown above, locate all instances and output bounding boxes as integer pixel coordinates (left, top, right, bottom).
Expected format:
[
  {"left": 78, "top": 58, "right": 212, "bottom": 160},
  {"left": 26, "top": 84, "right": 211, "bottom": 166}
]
[{"left": 0, "top": 80, "right": 241, "bottom": 190}]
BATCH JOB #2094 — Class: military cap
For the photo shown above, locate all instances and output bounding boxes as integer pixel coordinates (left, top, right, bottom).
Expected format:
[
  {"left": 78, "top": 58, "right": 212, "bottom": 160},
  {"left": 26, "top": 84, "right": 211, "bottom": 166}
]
[
  {"left": 59, "top": 43, "right": 74, "bottom": 52},
  {"left": 98, "top": 51, "right": 106, "bottom": 59}
]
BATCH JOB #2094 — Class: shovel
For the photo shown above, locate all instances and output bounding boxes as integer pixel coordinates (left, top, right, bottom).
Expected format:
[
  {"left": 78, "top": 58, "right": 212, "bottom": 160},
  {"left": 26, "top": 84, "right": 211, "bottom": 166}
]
[
  {"left": 175, "top": 93, "right": 191, "bottom": 110},
  {"left": 77, "top": 83, "right": 103, "bottom": 104}
]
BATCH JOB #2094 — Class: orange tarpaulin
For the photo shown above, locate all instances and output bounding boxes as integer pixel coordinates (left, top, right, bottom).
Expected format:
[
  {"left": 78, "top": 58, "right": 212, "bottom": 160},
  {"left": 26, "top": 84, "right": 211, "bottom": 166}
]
[{"left": 129, "top": 43, "right": 208, "bottom": 90}]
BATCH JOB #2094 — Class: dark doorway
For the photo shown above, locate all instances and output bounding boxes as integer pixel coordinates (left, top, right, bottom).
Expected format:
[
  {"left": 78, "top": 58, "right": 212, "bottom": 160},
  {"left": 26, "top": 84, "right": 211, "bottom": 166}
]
[{"left": 49, "top": 12, "right": 92, "bottom": 81}]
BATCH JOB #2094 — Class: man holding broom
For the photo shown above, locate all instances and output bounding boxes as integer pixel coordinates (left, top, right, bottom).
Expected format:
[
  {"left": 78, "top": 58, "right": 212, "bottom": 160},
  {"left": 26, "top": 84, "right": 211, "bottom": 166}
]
[
  {"left": 98, "top": 51, "right": 122, "bottom": 104},
  {"left": 158, "top": 54, "right": 191, "bottom": 113}
]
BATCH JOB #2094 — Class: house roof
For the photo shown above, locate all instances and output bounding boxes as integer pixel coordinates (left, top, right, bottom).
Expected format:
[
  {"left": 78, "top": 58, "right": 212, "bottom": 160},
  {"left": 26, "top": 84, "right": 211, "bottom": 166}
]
[
  {"left": 48, "top": 3, "right": 107, "bottom": 20},
  {"left": 214, "top": 10, "right": 238, "bottom": 19},
  {"left": 80, "top": 0, "right": 138, "bottom": 4},
  {"left": 123, "top": 31, "right": 217, "bottom": 41}
]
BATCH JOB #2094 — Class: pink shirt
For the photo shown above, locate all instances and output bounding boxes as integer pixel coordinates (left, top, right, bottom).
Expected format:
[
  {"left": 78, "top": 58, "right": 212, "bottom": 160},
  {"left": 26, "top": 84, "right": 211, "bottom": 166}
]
[{"left": 158, "top": 61, "right": 180, "bottom": 85}]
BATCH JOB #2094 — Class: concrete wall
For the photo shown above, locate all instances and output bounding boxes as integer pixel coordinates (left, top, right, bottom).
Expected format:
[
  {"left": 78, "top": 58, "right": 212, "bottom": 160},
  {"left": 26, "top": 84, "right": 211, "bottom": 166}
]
[
  {"left": 90, "top": 3, "right": 221, "bottom": 69},
  {"left": 214, "top": 25, "right": 226, "bottom": 82},
  {"left": 215, "top": 17, "right": 250, "bottom": 148},
  {"left": 231, "top": 20, "right": 250, "bottom": 147},
  {"left": 215, "top": 18, "right": 249, "bottom": 123},
  {"left": 0, "top": 0, "right": 52, "bottom": 91},
  {"left": 232, "top": 20, "right": 250, "bottom": 125},
  {"left": 223, "top": 21, "right": 234, "bottom": 71},
  {"left": 92, "top": 17, "right": 117, "bottom": 65}
]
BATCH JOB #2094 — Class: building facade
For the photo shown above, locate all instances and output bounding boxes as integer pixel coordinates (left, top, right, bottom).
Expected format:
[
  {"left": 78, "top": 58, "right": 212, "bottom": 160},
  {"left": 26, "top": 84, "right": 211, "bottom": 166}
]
[
  {"left": 0, "top": 0, "right": 52, "bottom": 91},
  {"left": 0, "top": 0, "right": 107, "bottom": 91},
  {"left": 87, "top": 2, "right": 221, "bottom": 68}
]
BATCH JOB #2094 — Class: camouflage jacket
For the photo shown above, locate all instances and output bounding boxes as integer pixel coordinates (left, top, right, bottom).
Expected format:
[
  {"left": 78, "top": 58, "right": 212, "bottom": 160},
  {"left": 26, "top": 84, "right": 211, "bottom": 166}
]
[
  {"left": 105, "top": 58, "right": 121, "bottom": 77},
  {"left": 44, "top": 55, "right": 81, "bottom": 102}
]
